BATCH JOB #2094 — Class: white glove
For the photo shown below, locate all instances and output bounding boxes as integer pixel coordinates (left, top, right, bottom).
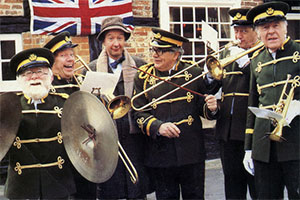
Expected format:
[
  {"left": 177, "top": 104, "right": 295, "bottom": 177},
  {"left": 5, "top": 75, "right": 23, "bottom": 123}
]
[{"left": 243, "top": 150, "right": 254, "bottom": 176}]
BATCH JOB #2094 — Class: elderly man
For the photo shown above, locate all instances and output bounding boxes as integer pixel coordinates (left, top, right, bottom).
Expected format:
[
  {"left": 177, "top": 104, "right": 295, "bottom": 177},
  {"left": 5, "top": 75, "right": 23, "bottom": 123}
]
[
  {"left": 44, "top": 31, "right": 80, "bottom": 95},
  {"left": 89, "top": 16, "right": 152, "bottom": 199},
  {"left": 205, "top": 8, "right": 258, "bottom": 199},
  {"left": 243, "top": 1, "right": 300, "bottom": 199},
  {"left": 4, "top": 48, "right": 76, "bottom": 199},
  {"left": 132, "top": 28, "right": 218, "bottom": 199}
]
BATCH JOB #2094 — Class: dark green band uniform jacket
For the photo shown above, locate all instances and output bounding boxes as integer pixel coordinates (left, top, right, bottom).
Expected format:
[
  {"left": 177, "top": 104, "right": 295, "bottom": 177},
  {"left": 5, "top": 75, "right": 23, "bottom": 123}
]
[
  {"left": 245, "top": 37, "right": 300, "bottom": 163},
  {"left": 4, "top": 93, "right": 76, "bottom": 199},
  {"left": 211, "top": 48, "right": 252, "bottom": 142},
  {"left": 51, "top": 74, "right": 80, "bottom": 95},
  {"left": 133, "top": 60, "right": 217, "bottom": 168}
]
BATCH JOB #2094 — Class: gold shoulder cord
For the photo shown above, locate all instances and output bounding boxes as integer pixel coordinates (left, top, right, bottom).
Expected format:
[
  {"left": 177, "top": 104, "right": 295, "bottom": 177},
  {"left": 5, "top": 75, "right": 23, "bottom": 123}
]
[{"left": 256, "top": 51, "right": 300, "bottom": 72}]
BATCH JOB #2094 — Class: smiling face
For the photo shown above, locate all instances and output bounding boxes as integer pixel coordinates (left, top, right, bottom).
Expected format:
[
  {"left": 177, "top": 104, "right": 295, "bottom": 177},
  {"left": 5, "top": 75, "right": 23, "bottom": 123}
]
[
  {"left": 234, "top": 26, "right": 258, "bottom": 49},
  {"left": 256, "top": 20, "right": 287, "bottom": 52},
  {"left": 151, "top": 48, "right": 180, "bottom": 72},
  {"left": 52, "top": 48, "right": 75, "bottom": 79},
  {"left": 17, "top": 66, "right": 53, "bottom": 100},
  {"left": 103, "top": 29, "right": 126, "bottom": 60}
]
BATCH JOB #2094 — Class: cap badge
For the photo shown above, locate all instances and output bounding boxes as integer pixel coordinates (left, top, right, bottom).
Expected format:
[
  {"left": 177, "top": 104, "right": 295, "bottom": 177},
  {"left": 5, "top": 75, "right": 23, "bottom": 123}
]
[
  {"left": 266, "top": 7, "right": 274, "bottom": 15},
  {"left": 236, "top": 13, "right": 242, "bottom": 19},
  {"left": 65, "top": 36, "right": 71, "bottom": 42},
  {"left": 29, "top": 54, "right": 37, "bottom": 61},
  {"left": 154, "top": 33, "right": 162, "bottom": 39}
]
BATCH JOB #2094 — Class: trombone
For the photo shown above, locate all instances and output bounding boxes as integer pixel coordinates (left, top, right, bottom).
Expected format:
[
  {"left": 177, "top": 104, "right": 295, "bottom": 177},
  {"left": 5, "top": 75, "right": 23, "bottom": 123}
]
[
  {"left": 206, "top": 42, "right": 264, "bottom": 80},
  {"left": 73, "top": 55, "right": 138, "bottom": 183},
  {"left": 131, "top": 40, "right": 241, "bottom": 111}
]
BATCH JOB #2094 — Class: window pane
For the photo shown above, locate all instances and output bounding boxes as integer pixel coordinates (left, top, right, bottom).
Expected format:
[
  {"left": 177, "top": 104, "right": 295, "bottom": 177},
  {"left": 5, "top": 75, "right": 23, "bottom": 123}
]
[
  {"left": 170, "top": 7, "right": 180, "bottom": 22},
  {"left": 183, "top": 42, "right": 192, "bottom": 55},
  {"left": 196, "top": 24, "right": 202, "bottom": 39},
  {"left": 208, "top": 8, "right": 218, "bottom": 22},
  {"left": 1, "top": 41, "right": 15, "bottom": 59},
  {"left": 221, "top": 24, "right": 231, "bottom": 38},
  {"left": 196, "top": 8, "right": 205, "bottom": 22},
  {"left": 195, "top": 41, "right": 205, "bottom": 55},
  {"left": 183, "top": 24, "right": 194, "bottom": 38},
  {"left": 2, "top": 62, "right": 15, "bottom": 80},
  {"left": 171, "top": 24, "right": 181, "bottom": 36},
  {"left": 287, "top": 20, "right": 300, "bottom": 40},
  {"left": 220, "top": 8, "right": 230, "bottom": 22},
  {"left": 183, "top": 7, "right": 193, "bottom": 22}
]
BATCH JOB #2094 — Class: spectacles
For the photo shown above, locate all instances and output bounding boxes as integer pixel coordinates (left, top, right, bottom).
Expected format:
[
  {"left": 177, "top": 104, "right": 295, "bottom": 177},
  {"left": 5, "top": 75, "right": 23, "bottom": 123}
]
[
  {"left": 22, "top": 69, "right": 48, "bottom": 78},
  {"left": 149, "top": 47, "right": 174, "bottom": 56}
]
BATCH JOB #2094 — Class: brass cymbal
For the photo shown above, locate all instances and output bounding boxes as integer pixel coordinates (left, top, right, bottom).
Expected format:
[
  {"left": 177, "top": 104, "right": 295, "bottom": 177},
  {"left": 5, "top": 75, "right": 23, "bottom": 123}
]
[
  {"left": 0, "top": 92, "right": 22, "bottom": 161},
  {"left": 61, "top": 91, "right": 118, "bottom": 183}
]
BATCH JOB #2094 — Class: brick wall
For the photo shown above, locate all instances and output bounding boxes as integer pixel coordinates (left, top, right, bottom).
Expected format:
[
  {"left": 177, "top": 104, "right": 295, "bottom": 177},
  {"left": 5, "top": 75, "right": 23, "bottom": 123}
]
[{"left": 1, "top": 0, "right": 263, "bottom": 64}]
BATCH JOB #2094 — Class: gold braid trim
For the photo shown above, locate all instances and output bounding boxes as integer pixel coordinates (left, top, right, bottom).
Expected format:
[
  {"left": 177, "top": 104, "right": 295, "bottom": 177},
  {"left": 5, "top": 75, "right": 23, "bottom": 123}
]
[
  {"left": 245, "top": 128, "right": 254, "bottom": 134},
  {"left": 14, "top": 156, "right": 65, "bottom": 175},
  {"left": 151, "top": 92, "right": 194, "bottom": 109},
  {"left": 13, "top": 132, "right": 63, "bottom": 149},
  {"left": 146, "top": 118, "right": 156, "bottom": 136},
  {"left": 22, "top": 106, "right": 63, "bottom": 118},
  {"left": 173, "top": 115, "right": 194, "bottom": 126},
  {"left": 223, "top": 71, "right": 243, "bottom": 79},
  {"left": 257, "top": 79, "right": 295, "bottom": 94},
  {"left": 49, "top": 92, "right": 69, "bottom": 99},
  {"left": 221, "top": 92, "right": 249, "bottom": 102},
  {"left": 136, "top": 115, "right": 154, "bottom": 135},
  {"left": 256, "top": 51, "right": 300, "bottom": 73}
]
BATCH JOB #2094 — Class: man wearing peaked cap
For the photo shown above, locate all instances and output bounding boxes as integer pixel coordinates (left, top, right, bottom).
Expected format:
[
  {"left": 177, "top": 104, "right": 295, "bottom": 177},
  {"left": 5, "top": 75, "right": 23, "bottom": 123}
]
[
  {"left": 5, "top": 48, "right": 76, "bottom": 199},
  {"left": 205, "top": 8, "right": 258, "bottom": 199},
  {"left": 44, "top": 31, "right": 80, "bottom": 95},
  {"left": 132, "top": 28, "right": 218, "bottom": 199},
  {"left": 243, "top": 1, "right": 300, "bottom": 199}
]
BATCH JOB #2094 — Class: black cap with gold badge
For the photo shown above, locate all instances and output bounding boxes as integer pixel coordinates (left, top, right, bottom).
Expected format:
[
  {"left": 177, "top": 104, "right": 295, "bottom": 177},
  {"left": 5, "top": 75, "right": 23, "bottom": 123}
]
[
  {"left": 151, "top": 28, "right": 189, "bottom": 48},
  {"left": 228, "top": 8, "right": 252, "bottom": 26},
  {"left": 44, "top": 31, "right": 78, "bottom": 54},
  {"left": 247, "top": 1, "right": 289, "bottom": 26},
  {"left": 10, "top": 48, "right": 54, "bottom": 76}
]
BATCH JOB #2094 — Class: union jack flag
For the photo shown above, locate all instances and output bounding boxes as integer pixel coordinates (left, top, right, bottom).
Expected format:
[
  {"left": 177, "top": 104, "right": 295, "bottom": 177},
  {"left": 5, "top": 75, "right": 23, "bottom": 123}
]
[{"left": 29, "top": 0, "right": 134, "bottom": 36}]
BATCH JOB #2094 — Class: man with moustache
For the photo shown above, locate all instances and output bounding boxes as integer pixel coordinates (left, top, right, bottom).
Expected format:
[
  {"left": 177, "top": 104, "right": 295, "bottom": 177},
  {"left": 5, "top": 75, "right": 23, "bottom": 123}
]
[
  {"left": 4, "top": 48, "right": 76, "bottom": 199},
  {"left": 132, "top": 28, "right": 218, "bottom": 199},
  {"left": 88, "top": 16, "right": 152, "bottom": 199},
  {"left": 205, "top": 8, "right": 258, "bottom": 199},
  {"left": 243, "top": 1, "right": 300, "bottom": 199},
  {"left": 44, "top": 31, "right": 80, "bottom": 95}
]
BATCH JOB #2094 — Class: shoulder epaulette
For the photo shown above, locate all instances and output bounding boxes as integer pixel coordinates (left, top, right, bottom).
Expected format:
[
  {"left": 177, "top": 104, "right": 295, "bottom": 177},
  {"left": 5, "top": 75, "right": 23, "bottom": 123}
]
[
  {"left": 181, "top": 59, "right": 196, "bottom": 65},
  {"left": 49, "top": 92, "right": 69, "bottom": 99},
  {"left": 250, "top": 46, "right": 265, "bottom": 60}
]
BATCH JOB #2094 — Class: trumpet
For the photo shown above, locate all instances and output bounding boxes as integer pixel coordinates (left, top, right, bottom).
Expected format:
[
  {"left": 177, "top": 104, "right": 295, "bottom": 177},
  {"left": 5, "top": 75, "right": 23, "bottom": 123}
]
[
  {"left": 206, "top": 42, "right": 264, "bottom": 80},
  {"left": 269, "top": 75, "right": 300, "bottom": 142},
  {"left": 73, "top": 55, "right": 92, "bottom": 86},
  {"left": 130, "top": 40, "right": 242, "bottom": 111}
]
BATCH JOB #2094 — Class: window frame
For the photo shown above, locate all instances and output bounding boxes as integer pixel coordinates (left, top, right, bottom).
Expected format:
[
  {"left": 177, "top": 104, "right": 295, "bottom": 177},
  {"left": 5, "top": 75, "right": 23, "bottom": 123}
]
[
  {"left": 159, "top": 0, "right": 241, "bottom": 61},
  {"left": 0, "top": 34, "right": 22, "bottom": 92}
]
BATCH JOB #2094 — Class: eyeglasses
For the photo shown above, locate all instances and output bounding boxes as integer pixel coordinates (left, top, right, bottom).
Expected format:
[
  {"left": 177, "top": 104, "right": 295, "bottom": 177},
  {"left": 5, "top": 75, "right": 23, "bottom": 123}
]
[
  {"left": 149, "top": 47, "right": 174, "bottom": 56},
  {"left": 22, "top": 68, "right": 48, "bottom": 78}
]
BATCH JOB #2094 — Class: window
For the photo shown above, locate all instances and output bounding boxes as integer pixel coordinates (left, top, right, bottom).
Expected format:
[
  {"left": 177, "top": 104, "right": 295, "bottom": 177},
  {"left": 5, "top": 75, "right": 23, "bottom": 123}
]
[
  {"left": 286, "top": 13, "right": 300, "bottom": 40},
  {"left": 160, "top": 0, "right": 240, "bottom": 65},
  {"left": 0, "top": 34, "right": 22, "bottom": 92}
]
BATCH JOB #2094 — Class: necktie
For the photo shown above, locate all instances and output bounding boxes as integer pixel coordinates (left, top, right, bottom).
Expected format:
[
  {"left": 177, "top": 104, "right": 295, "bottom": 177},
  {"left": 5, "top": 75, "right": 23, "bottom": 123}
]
[{"left": 110, "top": 56, "right": 125, "bottom": 69}]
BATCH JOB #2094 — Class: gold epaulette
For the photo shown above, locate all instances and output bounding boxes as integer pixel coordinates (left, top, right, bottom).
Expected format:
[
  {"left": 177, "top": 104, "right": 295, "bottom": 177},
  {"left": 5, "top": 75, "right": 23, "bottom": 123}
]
[
  {"left": 138, "top": 63, "right": 155, "bottom": 80},
  {"left": 250, "top": 46, "right": 265, "bottom": 60},
  {"left": 49, "top": 92, "right": 69, "bottom": 99},
  {"left": 139, "top": 63, "right": 154, "bottom": 72}
]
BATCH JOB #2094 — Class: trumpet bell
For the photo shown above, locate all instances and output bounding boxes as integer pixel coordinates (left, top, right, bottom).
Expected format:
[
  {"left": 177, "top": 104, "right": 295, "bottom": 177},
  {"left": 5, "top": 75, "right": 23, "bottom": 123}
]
[
  {"left": 108, "top": 95, "right": 131, "bottom": 120},
  {"left": 206, "top": 55, "right": 223, "bottom": 80}
]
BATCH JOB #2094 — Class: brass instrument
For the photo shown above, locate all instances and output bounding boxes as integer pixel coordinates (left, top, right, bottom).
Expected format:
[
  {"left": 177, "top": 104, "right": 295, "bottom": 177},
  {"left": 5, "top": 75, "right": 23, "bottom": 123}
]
[
  {"left": 269, "top": 75, "right": 300, "bottom": 142},
  {"left": 206, "top": 42, "right": 264, "bottom": 80},
  {"left": 102, "top": 93, "right": 131, "bottom": 120},
  {"left": 73, "top": 55, "right": 92, "bottom": 86},
  {"left": 130, "top": 40, "right": 241, "bottom": 111}
]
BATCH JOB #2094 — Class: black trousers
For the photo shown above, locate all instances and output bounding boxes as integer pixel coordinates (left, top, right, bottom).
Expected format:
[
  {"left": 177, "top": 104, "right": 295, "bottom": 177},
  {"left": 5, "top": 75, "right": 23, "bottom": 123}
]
[
  {"left": 151, "top": 162, "right": 205, "bottom": 200},
  {"left": 220, "top": 140, "right": 257, "bottom": 199},
  {"left": 254, "top": 159, "right": 300, "bottom": 199}
]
